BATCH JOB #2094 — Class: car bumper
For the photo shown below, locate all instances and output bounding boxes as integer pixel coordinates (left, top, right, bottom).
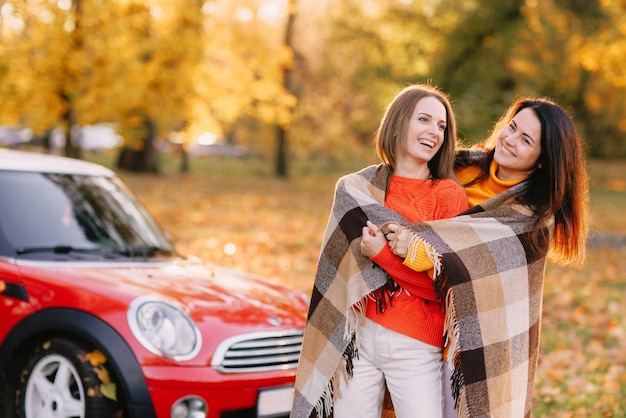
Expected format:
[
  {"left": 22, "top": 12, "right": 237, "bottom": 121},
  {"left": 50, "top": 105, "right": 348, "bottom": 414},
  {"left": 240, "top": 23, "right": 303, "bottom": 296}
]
[{"left": 141, "top": 365, "right": 297, "bottom": 418}]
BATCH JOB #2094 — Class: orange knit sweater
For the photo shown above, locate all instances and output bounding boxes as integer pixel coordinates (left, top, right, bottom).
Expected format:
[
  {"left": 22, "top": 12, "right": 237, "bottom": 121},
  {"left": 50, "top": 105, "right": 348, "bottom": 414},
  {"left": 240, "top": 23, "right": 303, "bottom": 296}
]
[{"left": 367, "top": 175, "right": 469, "bottom": 347}]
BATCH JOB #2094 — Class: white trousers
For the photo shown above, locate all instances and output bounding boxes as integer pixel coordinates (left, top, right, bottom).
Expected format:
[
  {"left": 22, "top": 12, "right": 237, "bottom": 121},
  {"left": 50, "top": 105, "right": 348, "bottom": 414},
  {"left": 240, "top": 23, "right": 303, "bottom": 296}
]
[
  {"left": 442, "top": 358, "right": 457, "bottom": 418},
  {"left": 333, "top": 319, "right": 443, "bottom": 418}
]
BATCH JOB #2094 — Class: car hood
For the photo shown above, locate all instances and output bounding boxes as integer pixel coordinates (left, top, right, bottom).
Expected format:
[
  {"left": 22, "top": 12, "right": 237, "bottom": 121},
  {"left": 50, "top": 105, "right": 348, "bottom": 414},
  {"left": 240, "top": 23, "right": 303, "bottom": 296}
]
[{"left": 19, "top": 258, "right": 308, "bottom": 331}]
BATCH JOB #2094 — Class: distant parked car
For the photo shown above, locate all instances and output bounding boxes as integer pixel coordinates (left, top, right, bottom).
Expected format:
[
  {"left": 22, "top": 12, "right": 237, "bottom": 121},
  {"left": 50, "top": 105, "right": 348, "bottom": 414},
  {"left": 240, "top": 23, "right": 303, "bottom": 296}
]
[
  {"left": 0, "top": 126, "right": 33, "bottom": 147},
  {"left": 79, "top": 124, "right": 124, "bottom": 150},
  {"left": 0, "top": 149, "right": 307, "bottom": 418},
  {"left": 50, "top": 123, "right": 123, "bottom": 150},
  {"left": 189, "top": 142, "right": 248, "bottom": 158},
  {"left": 184, "top": 132, "right": 248, "bottom": 158}
]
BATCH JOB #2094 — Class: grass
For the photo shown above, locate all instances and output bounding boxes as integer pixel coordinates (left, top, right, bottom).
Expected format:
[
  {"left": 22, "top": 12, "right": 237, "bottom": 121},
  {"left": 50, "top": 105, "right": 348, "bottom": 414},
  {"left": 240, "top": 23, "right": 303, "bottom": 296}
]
[
  {"left": 77, "top": 150, "right": 626, "bottom": 416},
  {"left": 533, "top": 158, "right": 626, "bottom": 416}
]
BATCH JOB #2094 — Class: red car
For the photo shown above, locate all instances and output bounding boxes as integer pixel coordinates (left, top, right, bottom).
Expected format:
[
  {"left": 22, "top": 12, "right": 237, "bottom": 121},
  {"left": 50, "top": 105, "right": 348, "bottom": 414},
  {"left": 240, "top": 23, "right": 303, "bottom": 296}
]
[{"left": 0, "top": 149, "right": 308, "bottom": 418}]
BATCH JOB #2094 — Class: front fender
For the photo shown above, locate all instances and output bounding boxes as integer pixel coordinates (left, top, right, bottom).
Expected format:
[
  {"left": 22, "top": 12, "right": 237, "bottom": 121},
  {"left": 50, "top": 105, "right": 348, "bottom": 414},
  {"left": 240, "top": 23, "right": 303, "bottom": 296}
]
[{"left": 0, "top": 308, "right": 156, "bottom": 418}]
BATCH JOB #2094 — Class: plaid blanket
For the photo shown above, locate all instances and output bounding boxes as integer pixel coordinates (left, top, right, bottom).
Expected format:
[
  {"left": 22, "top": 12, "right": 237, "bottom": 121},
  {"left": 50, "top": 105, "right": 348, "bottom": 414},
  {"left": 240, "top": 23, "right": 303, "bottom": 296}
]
[
  {"left": 412, "top": 192, "right": 553, "bottom": 417},
  {"left": 292, "top": 163, "right": 552, "bottom": 418}
]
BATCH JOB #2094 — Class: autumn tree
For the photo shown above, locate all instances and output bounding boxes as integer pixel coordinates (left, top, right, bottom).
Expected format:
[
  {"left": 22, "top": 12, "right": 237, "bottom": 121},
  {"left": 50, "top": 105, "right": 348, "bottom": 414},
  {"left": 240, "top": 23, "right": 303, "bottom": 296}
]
[
  {"left": 91, "top": 0, "right": 205, "bottom": 172},
  {"left": 289, "top": 0, "right": 408, "bottom": 162},
  {"left": 291, "top": 0, "right": 626, "bottom": 157},
  {"left": 2, "top": 0, "right": 625, "bottom": 167},
  {"left": 186, "top": 0, "right": 296, "bottom": 173},
  {"left": 0, "top": 0, "right": 80, "bottom": 155}
]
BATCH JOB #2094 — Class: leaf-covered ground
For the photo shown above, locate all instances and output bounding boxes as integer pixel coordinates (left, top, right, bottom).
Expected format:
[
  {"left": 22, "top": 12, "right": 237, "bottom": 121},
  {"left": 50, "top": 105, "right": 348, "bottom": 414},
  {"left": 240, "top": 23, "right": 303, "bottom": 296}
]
[{"left": 116, "top": 156, "right": 625, "bottom": 417}]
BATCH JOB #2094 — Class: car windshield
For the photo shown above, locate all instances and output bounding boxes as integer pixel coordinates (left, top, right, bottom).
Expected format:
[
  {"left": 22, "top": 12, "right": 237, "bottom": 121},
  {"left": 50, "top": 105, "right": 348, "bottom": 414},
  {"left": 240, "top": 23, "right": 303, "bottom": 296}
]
[{"left": 0, "top": 171, "right": 175, "bottom": 260}]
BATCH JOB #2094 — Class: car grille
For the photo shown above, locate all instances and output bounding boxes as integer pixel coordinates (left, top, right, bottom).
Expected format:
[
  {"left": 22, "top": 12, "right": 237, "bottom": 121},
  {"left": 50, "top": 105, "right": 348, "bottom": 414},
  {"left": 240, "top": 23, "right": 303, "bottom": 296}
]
[{"left": 211, "top": 329, "right": 303, "bottom": 373}]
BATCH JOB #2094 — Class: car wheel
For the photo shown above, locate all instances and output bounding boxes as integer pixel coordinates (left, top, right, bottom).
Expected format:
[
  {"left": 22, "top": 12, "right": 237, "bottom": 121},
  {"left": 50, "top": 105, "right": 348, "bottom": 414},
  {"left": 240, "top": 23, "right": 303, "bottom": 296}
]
[{"left": 17, "top": 337, "right": 123, "bottom": 418}]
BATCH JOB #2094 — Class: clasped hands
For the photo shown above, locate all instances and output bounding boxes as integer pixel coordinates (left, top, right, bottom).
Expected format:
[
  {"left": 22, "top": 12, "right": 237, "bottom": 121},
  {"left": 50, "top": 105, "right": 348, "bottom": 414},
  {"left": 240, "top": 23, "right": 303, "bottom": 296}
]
[{"left": 360, "top": 220, "right": 411, "bottom": 258}]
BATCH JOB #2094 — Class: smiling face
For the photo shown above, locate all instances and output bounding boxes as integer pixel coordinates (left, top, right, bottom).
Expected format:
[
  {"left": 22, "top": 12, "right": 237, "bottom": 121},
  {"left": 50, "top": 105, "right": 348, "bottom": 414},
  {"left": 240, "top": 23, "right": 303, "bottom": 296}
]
[
  {"left": 396, "top": 96, "right": 447, "bottom": 177},
  {"left": 494, "top": 107, "right": 543, "bottom": 181}
]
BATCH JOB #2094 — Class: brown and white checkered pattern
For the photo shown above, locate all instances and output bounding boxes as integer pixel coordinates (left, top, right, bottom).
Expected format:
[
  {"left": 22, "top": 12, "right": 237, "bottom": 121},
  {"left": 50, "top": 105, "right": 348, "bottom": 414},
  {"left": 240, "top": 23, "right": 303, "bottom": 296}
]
[
  {"left": 291, "top": 162, "right": 552, "bottom": 418},
  {"left": 413, "top": 202, "right": 553, "bottom": 418}
]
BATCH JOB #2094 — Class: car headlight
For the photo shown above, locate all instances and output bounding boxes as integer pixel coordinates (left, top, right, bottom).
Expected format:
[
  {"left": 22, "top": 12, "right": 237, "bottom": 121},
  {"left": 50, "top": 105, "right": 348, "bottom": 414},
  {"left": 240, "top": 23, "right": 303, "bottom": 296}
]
[{"left": 127, "top": 296, "right": 202, "bottom": 361}]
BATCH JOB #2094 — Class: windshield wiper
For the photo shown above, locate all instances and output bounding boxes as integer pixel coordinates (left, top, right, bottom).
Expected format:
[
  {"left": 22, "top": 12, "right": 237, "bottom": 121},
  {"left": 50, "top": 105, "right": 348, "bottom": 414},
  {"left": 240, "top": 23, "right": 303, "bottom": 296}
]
[
  {"left": 16, "top": 245, "right": 103, "bottom": 256},
  {"left": 115, "top": 245, "right": 174, "bottom": 258},
  {"left": 16, "top": 245, "right": 174, "bottom": 259}
]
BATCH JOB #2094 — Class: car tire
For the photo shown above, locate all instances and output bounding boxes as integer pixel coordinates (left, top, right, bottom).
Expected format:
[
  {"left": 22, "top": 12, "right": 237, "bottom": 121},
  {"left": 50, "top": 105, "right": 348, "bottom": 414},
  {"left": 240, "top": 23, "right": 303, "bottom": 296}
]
[{"left": 15, "top": 337, "right": 123, "bottom": 418}]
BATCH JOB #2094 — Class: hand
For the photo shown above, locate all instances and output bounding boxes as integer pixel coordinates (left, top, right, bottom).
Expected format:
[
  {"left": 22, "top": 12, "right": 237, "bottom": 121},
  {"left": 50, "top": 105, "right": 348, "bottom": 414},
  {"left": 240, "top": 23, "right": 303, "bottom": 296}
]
[
  {"left": 360, "top": 221, "right": 387, "bottom": 257},
  {"left": 380, "top": 222, "right": 411, "bottom": 258}
]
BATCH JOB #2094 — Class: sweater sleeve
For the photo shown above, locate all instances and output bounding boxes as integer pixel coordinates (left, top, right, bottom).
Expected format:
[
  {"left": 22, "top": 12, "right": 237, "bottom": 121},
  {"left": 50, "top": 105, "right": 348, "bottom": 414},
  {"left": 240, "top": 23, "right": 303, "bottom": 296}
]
[
  {"left": 402, "top": 238, "right": 435, "bottom": 273},
  {"left": 371, "top": 245, "right": 438, "bottom": 301}
]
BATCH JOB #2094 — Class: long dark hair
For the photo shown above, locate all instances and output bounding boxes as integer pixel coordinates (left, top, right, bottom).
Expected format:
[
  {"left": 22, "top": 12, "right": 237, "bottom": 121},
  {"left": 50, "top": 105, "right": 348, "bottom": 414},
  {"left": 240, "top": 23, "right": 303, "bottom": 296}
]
[{"left": 461, "top": 97, "right": 589, "bottom": 266}]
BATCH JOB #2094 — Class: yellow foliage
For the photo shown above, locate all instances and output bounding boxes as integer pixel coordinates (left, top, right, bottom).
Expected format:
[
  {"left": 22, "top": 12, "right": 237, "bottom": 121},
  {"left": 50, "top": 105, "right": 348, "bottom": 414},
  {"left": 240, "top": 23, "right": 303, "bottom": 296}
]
[
  {"left": 95, "top": 366, "right": 111, "bottom": 385},
  {"left": 85, "top": 349, "right": 108, "bottom": 366},
  {"left": 100, "top": 382, "right": 118, "bottom": 402},
  {"left": 0, "top": 0, "right": 287, "bottom": 151},
  {"left": 1, "top": 0, "right": 625, "bottom": 160}
]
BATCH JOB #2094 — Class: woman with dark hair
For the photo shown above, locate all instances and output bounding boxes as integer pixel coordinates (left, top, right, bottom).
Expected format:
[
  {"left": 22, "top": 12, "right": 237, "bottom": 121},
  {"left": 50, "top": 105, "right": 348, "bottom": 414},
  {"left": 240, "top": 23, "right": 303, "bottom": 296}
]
[
  {"left": 457, "top": 98, "right": 588, "bottom": 264},
  {"left": 292, "top": 84, "right": 469, "bottom": 418},
  {"left": 362, "top": 97, "right": 589, "bottom": 417}
]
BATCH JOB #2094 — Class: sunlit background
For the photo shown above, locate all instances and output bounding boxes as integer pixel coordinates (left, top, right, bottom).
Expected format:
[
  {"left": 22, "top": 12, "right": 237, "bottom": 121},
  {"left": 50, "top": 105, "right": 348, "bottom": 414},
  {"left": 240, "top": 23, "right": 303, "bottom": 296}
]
[
  {"left": 1, "top": 1, "right": 625, "bottom": 416},
  {"left": 0, "top": 0, "right": 625, "bottom": 175}
]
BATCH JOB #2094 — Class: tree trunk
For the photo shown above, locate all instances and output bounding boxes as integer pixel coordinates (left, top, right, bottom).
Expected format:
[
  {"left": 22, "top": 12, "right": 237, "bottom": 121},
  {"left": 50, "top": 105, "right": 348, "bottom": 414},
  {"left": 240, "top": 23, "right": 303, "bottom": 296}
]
[
  {"left": 276, "top": 125, "right": 287, "bottom": 177},
  {"left": 62, "top": 0, "right": 83, "bottom": 160},
  {"left": 275, "top": 0, "right": 297, "bottom": 178},
  {"left": 61, "top": 106, "right": 81, "bottom": 160},
  {"left": 179, "top": 147, "right": 189, "bottom": 173},
  {"left": 116, "top": 115, "right": 159, "bottom": 173}
]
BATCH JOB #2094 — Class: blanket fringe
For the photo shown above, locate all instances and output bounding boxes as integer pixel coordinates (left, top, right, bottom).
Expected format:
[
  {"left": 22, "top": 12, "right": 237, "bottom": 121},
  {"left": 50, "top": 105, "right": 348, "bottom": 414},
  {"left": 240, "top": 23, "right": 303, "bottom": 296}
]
[
  {"left": 360, "top": 259, "right": 400, "bottom": 314},
  {"left": 368, "top": 278, "right": 401, "bottom": 313},
  {"left": 311, "top": 304, "right": 365, "bottom": 418},
  {"left": 346, "top": 297, "right": 367, "bottom": 338},
  {"left": 407, "top": 233, "right": 442, "bottom": 278},
  {"left": 312, "top": 332, "right": 359, "bottom": 418},
  {"left": 314, "top": 380, "right": 334, "bottom": 418},
  {"left": 342, "top": 332, "right": 359, "bottom": 378},
  {"left": 457, "top": 385, "right": 470, "bottom": 418},
  {"left": 444, "top": 289, "right": 466, "bottom": 416}
]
